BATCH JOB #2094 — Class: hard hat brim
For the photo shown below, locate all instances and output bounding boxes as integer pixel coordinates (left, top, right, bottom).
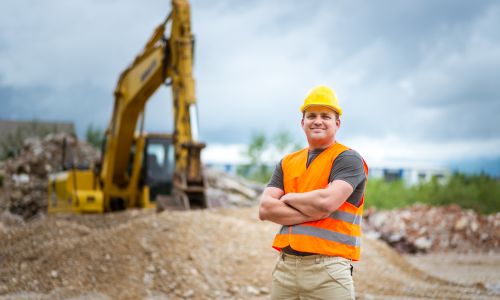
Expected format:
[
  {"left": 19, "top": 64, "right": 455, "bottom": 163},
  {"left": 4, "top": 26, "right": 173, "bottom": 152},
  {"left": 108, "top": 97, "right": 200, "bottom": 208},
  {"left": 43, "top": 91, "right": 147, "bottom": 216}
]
[{"left": 300, "top": 104, "right": 342, "bottom": 116}]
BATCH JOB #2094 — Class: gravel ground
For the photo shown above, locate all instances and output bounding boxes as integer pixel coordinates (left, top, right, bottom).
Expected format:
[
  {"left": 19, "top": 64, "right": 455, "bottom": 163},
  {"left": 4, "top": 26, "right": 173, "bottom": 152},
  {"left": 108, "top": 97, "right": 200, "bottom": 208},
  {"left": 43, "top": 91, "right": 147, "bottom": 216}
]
[
  {"left": 405, "top": 253, "right": 500, "bottom": 295},
  {"left": 1, "top": 207, "right": 499, "bottom": 299}
]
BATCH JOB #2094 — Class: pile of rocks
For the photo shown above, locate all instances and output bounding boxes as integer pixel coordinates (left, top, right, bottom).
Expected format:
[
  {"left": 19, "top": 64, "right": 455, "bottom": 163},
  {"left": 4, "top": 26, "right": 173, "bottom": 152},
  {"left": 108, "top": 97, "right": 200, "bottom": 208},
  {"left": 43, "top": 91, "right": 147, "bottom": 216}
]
[
  {"left": 0, "top": 133, "right": 99, "bottom": 220},
  {"left": 363, "top": 204, "right": 500, "bottom": 254},
  {"left": 204, "top": 168, "right": 263, "bottom": 207}
]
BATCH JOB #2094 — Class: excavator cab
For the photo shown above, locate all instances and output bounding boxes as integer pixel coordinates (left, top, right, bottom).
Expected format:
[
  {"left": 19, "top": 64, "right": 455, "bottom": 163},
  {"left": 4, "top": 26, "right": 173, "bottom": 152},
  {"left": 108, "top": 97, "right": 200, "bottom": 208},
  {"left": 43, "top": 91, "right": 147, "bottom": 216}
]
[
  {"left": 143, "top": 136, "right": 175, "bottom": 202},
  {"left": 138, "top": 134, "right": 193, "bottom": 211}
]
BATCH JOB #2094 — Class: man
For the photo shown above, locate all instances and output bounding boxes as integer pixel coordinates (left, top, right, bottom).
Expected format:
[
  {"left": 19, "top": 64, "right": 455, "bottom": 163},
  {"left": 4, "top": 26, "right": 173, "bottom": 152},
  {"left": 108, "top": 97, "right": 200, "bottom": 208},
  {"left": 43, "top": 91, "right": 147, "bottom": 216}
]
[{"left": 259, "top": 85, "right": 368, "bottom": 300}]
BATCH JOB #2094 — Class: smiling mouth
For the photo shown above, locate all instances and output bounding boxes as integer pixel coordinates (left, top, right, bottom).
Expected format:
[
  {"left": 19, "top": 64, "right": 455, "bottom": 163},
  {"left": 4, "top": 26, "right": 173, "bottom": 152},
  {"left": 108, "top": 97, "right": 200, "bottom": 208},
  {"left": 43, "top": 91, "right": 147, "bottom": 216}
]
[{"left": 310, "top": 129, "right": 324, "bottom": 134}]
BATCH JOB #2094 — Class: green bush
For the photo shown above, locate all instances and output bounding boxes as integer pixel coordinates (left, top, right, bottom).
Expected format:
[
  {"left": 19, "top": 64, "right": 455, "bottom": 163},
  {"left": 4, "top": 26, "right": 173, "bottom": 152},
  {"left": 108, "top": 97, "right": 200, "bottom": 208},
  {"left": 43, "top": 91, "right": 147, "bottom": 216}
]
[
  {"left": 85, "top": 124, "right": 104, "bottom": 149},
  {"left": 365, "top": 173, "right": 500, "bottom": 214},
  {"left": 237, "top": 131, "right": 302, "bottom": 183}
]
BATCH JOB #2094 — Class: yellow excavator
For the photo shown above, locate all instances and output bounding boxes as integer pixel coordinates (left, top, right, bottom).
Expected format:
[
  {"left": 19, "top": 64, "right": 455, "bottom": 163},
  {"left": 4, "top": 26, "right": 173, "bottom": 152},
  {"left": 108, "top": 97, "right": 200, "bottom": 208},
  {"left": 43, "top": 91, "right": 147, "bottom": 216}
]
[{"left": 48, "top": 0, "right": 207, "bottom": 213}]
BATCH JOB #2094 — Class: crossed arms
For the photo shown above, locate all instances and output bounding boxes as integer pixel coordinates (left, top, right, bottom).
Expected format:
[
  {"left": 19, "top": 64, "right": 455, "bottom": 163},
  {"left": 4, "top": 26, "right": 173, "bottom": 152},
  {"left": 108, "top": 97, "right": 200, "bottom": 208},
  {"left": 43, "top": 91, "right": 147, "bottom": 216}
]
[{"left": 258, "top": 180, "right": 354, "bottom": 225}]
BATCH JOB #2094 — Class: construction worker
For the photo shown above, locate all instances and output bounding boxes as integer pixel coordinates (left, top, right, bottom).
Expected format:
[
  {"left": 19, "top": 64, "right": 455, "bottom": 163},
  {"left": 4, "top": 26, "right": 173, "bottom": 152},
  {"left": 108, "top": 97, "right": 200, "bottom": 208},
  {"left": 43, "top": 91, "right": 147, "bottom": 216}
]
[{"left": 259, "top": 85, "right": 368, "bottom": 300}]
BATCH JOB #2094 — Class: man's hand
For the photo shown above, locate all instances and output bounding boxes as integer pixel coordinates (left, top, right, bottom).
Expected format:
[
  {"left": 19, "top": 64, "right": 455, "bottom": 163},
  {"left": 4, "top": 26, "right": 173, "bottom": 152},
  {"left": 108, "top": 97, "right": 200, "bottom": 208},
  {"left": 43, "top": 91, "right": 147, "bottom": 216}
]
[
  {"left": 281, "top": 180, "right": 354, "bottom": 219},
  {"left": 258, "top": 187, "right": 317, "bottom": 225}
]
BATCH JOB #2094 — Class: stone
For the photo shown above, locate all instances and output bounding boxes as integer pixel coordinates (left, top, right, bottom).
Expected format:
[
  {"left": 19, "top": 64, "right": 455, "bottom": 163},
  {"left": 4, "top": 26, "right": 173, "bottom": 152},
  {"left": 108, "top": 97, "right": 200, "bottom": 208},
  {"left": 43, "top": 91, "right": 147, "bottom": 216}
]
[
  {"left": 182, "top": 289, "right": 194, "bottom": 298},
  {"left": 454, "top": 217, "right": 467, "bottom": 231},
  {"left": 470, "top": 221, "right": 479, "bottom": 232},
  {"left": 414, "top": 237, "right": 433, "bottom": 250},
  {"left": 246, "top": 285, "right": 260, "bottom": 295}
]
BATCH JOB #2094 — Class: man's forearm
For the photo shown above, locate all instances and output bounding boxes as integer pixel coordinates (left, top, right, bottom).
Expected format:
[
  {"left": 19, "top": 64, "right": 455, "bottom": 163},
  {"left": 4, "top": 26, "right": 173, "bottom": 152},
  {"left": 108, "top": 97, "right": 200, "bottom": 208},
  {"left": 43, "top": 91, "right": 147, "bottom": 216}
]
[
  {"left": 282, "top": 180, "right": 354, "bottom": 219},
  {"left": 281, "top": 190, "right": 331, "bottom": 219},
  {"left": 259, "top": 196, "right": 316, "bottom": 225}
]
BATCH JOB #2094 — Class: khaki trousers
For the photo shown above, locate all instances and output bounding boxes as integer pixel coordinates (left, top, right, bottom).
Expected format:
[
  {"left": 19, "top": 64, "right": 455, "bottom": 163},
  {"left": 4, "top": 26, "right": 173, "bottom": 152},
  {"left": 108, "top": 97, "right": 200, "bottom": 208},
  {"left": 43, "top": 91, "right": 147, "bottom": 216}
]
[{"left": 271, "top": 252, "right": 355, "bottom": 300}]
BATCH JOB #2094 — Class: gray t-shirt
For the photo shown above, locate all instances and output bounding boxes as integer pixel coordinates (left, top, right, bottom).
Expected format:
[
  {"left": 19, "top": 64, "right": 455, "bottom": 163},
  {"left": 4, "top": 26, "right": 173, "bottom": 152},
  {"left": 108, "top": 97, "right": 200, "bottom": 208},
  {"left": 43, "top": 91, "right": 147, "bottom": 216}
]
[{"left": 267, "top": 149, "right": 366, "bottom": 207}]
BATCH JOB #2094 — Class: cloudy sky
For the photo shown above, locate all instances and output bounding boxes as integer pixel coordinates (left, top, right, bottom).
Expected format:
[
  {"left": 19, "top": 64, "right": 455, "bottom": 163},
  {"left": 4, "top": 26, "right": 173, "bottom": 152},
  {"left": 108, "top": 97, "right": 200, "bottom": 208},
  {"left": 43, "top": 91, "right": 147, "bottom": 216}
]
[{"left": 1, "top": 0, "right": 499, "bottom": 174}]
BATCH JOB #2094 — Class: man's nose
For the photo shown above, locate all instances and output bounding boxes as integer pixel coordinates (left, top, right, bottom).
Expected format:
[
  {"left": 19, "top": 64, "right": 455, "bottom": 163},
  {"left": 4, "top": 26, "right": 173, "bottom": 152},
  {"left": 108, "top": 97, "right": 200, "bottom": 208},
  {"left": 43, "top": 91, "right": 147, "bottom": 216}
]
[{"left": 313, "top": 118, "right": 322, "bottom": 125}]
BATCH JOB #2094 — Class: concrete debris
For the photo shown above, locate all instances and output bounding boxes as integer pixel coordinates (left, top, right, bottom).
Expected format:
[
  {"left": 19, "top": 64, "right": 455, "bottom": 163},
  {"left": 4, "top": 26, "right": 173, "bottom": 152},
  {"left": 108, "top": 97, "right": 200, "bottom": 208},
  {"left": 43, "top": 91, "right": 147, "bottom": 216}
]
[
  {"left": 363, "top": 204, "right": 500, "bottom": 254},
  {"left": 0, "top": 133, "right": 99, "bottom": 220},
  {"left": 204, "top": 168, "right": 263, "bottom": 208}
]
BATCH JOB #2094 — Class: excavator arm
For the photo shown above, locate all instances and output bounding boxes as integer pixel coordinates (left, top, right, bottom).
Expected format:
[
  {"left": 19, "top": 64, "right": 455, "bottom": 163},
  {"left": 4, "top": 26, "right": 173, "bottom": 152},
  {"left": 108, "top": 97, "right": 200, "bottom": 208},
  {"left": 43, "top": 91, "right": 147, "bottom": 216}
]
[
  {"left": 101, "top": 21, "right": 168, "bottom": 189},
  {"left": 48, "top": 0, "right": 206, "bottom": 214},
  {"left": 100, "top": 0, "right": 205, "bottom": 207}
]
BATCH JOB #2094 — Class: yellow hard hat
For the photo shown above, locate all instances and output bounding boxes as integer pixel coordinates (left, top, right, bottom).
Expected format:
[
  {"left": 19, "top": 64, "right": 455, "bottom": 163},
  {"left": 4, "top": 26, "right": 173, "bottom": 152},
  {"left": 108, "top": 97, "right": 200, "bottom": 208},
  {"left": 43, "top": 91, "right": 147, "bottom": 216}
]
[{"left": 300, "top": 85, "right": 342, "bottom": 116}]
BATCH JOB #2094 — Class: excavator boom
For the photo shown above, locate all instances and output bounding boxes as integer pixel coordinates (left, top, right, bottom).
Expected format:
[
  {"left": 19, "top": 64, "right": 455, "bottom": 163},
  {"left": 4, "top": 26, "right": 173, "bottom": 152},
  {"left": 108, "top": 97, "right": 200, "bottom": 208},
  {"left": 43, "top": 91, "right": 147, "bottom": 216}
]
[{"left": 48, "top": 0, "right": 207, "bottom": 213}]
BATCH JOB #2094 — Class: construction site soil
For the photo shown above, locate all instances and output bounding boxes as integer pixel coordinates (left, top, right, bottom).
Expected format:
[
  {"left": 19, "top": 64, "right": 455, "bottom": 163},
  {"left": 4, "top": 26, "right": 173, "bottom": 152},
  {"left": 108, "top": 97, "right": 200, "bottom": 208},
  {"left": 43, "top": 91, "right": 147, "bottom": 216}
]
[{"left": 1, "top": 207, "right": 499, "bottom": 300}]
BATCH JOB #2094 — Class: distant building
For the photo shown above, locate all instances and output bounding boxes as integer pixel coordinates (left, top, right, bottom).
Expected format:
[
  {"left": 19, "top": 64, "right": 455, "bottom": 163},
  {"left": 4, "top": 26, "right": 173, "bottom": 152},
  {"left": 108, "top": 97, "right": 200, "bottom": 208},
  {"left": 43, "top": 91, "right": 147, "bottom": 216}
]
[
  {"left": 204, "top": 163, "right": 240, "bottom": 175},
  {"left": 207, "top": 162, "right": 451, "bottom": 186},
  {"left": 0, "top": 119, "right": 75, "bottom": 159},
  {"left": 368, "top": 160, "right": 451, "bottom": 185},
  {"left": 202, "top": 145, "right": 452, "bottom": 185}
]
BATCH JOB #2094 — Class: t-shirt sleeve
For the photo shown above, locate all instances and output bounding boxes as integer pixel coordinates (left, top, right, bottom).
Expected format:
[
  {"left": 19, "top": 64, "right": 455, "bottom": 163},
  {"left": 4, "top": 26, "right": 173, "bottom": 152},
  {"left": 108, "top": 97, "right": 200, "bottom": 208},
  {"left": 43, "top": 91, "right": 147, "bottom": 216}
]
[
  {"left": 266, "top": 159, "right": 284, "bottom": 191},
  {"left": 330, "top": 150, "right": 366, "bottom": 207},
  {"left": 330, "top": 150, "right": 366, "bottom": 189}
]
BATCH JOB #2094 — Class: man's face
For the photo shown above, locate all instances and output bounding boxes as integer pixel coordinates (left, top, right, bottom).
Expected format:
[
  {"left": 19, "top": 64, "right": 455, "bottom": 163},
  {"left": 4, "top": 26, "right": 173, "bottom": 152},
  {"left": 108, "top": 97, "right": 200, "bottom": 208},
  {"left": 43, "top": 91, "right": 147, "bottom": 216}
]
[{"left": 301, "top": 106, "right": 340, "bottom": 146}]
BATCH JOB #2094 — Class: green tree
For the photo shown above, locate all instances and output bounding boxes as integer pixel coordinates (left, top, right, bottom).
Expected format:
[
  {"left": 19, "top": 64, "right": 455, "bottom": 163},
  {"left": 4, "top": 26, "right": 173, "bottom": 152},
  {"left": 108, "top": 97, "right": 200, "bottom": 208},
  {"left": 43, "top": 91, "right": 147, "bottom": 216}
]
[
  {"left": 274, "top": 130, "right": 303, "bottom": 159},
  {"left": 237, "top": 131, "right": 302, "bottom": 183},
  {"left": 237, "top": 132, "right": 270, "bottom": 183},
  {"left": 85, "top": 124, "right": 104, "bottom": 149}
]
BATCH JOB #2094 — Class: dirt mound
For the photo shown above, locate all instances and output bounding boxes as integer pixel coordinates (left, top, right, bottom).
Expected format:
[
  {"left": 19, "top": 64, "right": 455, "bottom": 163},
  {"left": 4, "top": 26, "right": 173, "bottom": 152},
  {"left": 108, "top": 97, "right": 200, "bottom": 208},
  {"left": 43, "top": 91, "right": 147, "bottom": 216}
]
[
  {"left": 364, "top": 204, "right": 500, "bottom": 254},
  {"left": 1, "top": 207, "right": 498, "bottom": 299},
  {"left": 0, "top": 208, "right": 276, "bottom": 299}
]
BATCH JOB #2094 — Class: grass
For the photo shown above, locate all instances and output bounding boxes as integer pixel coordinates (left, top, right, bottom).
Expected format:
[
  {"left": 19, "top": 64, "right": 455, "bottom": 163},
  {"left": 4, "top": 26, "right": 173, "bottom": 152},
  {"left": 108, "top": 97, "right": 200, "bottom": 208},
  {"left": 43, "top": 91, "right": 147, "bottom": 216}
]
[{"left": 365, "top": 173, "right": 500, "bottom": 214}]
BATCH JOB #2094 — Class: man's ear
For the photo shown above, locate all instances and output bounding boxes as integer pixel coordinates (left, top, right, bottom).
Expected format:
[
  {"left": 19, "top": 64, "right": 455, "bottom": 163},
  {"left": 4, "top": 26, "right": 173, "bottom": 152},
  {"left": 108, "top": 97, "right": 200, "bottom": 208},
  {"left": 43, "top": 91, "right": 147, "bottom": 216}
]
[
  {"left": 336, "top": 118, "right": 341, "bottom": 128},
  {"left": 301, "top": 118, "right": 304, "bottom": 127}
]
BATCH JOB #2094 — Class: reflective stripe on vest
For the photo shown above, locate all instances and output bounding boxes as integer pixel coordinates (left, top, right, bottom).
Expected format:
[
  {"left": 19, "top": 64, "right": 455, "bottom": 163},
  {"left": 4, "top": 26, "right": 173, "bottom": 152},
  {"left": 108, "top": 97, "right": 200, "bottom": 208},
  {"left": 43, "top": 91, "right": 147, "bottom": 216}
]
[
  {"left": 278, "top": 225, "right": 361, "bottom": 247},
  {"left": 271, "top": 142, "right": 368, "bottom": 261},
  {"left": 330, "top": 210, "right": 362, "bottom": 225}
]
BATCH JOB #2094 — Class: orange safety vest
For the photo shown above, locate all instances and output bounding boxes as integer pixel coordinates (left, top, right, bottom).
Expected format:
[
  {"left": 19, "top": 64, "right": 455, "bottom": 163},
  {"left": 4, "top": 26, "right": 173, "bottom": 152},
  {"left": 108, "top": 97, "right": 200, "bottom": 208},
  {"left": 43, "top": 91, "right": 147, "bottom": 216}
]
[{"left": 272, "top": 142, "right": 368, "bottom": 261}]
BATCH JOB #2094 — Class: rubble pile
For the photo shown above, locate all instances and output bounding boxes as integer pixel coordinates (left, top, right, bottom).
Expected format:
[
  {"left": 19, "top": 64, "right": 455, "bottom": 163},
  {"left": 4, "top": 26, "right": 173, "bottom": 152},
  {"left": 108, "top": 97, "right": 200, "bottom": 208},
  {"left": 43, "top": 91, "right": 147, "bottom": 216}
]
[
  {"left": 0, "top": 133, "right": 99, "bottom": 220},
  {"left": 363, "top": 204, "right": 500, "bottom": 254},
  {"left": 204, "top": 168, "right": 264, "bottom": 207}
]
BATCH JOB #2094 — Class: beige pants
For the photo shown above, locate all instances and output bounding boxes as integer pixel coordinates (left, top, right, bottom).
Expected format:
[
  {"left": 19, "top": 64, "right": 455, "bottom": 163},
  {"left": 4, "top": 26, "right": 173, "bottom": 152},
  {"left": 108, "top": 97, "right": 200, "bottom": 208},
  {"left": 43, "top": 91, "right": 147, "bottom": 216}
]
[{"left": 271, "top": 252, "right": 355, "bottom": 300}]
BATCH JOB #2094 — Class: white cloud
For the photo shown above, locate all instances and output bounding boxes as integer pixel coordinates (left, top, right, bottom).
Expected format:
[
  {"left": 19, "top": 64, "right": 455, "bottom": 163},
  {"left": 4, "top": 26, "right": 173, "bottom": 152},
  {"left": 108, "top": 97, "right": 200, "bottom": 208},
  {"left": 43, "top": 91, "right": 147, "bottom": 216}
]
[
  {"left": 202, "top": 143, "right": 247, "bottom": 165},
  {"left": 1, "top": 0, "right": 499, "bottom": 165},
  {"left": 204, "top": 136, "right": 500, "bottom": 169}
]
